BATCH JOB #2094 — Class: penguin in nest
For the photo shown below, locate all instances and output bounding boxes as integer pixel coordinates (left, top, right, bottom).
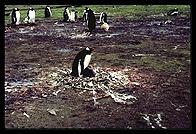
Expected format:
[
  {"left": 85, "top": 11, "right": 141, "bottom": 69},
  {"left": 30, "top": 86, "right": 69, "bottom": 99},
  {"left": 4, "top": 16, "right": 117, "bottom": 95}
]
[{"left": 70, "top": 47, "right": 95, "bottom": 77}]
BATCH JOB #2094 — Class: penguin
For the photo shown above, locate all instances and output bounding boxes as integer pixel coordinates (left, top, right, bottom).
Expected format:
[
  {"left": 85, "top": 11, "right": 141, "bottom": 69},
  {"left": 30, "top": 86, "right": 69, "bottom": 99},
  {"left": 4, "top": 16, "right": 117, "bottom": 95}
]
[
  {"left": 99, "top": 12, "right": 109, "bottom": 31},
  {"left": 45, "top": 5, "right": 52, "bottom": 18},
  {"left": 70, "top": 47, "right": 93, "bottom": 77},
  {"left": 83, "top": 7, "right": 88, "bottom": 22},
  {"left": 11, "top": 8, "right": 20, "bottom": 25},
  {"left": 86, "top": 8, "right": 96, "bottom": 34},
  {"left": 82, "top": 66, "right": 96, "bottom": 78},
  {"left": 69, "top": 10, "right": 77, "bottom": 22},
  {"left": 27, "top": 7, "right": 36, "bottom": 23},
  {"left": 63, "top": 7, "right": 71, "bottom": 22},
  {"left": 99, "top": 12, "right": 107, "bottom": 23},
  {"left": 167, "top": 8, "right": 179, "bottom": 16}
]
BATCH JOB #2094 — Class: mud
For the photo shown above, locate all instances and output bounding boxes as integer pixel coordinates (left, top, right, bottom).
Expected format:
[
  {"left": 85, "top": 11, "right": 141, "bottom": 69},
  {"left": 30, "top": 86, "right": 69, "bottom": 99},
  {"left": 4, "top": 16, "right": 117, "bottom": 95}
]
[{"left": 5, "top": 16, "right": 191, "bottom": 129}]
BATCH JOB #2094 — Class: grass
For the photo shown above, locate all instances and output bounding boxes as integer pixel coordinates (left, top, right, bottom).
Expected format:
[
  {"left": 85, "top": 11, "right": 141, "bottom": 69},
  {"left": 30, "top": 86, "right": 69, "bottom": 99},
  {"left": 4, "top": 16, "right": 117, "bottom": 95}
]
[{"left": 5, "top": 5, "right": 191, "bottom": 24}]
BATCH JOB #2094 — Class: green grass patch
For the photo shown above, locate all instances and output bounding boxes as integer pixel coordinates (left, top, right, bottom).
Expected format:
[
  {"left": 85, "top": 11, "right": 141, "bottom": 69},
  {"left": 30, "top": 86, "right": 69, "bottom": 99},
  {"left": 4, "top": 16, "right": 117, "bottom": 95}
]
[
  {"left": 5, "top": 5, "right": 190, "bottom": 24},
  {"left": 135, "top": 56, "right": 184, "bottom": 72}
]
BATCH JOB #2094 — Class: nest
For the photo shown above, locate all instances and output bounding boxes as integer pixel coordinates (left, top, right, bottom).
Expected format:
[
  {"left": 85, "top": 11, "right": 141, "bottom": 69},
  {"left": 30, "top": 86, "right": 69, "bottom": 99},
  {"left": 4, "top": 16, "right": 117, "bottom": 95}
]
[{"left": 40, "top": 66, "right": 137, "bottom": 105}]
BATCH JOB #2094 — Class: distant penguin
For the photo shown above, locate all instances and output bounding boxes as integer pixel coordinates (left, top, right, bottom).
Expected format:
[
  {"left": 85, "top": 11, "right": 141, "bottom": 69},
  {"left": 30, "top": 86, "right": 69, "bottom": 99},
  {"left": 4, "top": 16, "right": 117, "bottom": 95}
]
[
  {"left": 45, "top": 5, "right": 52, "bottom": 18},
  {"left": 11, "top": 8, "right": 20, "bottom": 25},
  {"left": 27, "top": 7, "right": 36, "bottom": 23},
  {"left": 69, "top": 10, "right": 77, "bottom": 22},
  {"left": 70, "top": 47, "right": 93, "bottom": 77},
  {"left": 99, "top": 12, "right": 107, "bottom": 23},
  {"left": 86, "top": 8, "right": 96, "bottom": 34},
  {"left": 167, "top": 8, "right": 179, "bottom": 16},
  {"left": 63, "top": 7, "right": 71, "bottom": 22},
  {"left": 83, "top": 7, "right": 88, "bottom": 22}
]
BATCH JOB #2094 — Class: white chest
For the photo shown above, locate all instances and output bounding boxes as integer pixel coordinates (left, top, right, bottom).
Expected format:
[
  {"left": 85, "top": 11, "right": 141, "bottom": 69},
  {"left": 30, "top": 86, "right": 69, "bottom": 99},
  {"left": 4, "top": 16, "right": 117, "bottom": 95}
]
[
  {"left": 66, "top": 9, "right": 71, "bottom": 18},
  {"left": 15, "top": 11, "right": 20, "bottom": 24},
  {"left": 29, "top": 10, "right": 35, "bottom": 18},
  {"left": 15, "top": 11, "right": 20, "bottom": 19},
  {"left": 84, "top": 54, "right": 91, "bottom": 69},
  {"left": 70, "top": 12, "right": 75, "bottom": 21}
]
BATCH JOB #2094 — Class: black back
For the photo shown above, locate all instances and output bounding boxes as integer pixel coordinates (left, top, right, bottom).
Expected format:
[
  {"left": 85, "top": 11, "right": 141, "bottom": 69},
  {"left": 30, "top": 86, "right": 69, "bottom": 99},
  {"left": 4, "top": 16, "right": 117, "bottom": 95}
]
[
  {"left": 87, "top": 9, "right": 96, "bottom": 33},
  {"left": 101, "top": 12, "right": 107, "bottom": 23},
  {"left": 63, "top": 7, "right": 69, "bottom": 22},
  {"left": 45, "top": 6, "right": 51, "bottom": 18},
  {"left": 11, "top": 8, "right": 17, "bottom": 24}
]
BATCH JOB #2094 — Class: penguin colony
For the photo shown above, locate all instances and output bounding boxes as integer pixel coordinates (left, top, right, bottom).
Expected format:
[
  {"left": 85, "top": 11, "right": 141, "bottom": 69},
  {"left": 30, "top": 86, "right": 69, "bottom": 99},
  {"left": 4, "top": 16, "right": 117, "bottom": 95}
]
[
  {"left": 10, "top": 6, "right": 106, "bottom": 34},
  {"left": 9, "top": 6, "right": 180, "bottom": 78},
  {"left": 10, "top": 6, "right": 108, "bottom": 78}
]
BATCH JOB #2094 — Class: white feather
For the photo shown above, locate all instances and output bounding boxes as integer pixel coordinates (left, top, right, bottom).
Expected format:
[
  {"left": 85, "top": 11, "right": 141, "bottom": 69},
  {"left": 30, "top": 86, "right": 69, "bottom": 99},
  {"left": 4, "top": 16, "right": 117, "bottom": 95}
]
[
  {"left": 15, "top": 11, "right": 20, "bottom": 25},
  {"left": 28, "top": 10, "right": 35, "bottom": 23},
  {"left": 84, "top": 54, "right": 91, "bottom": 69},
  {"left": 66, "top": 8, "right": 71, "bottom": 20},
  {"left": 70, "top": 11, "right": 76, "bottom": 22},
  {"left": 99, "top": 12, "right": 104, "bottom": 23},
  {"left": 47, "top": 7, "right": 52, "bottom": 16},
  {"left": 78, "top": 59, "right": 81, "bottom": 77}
]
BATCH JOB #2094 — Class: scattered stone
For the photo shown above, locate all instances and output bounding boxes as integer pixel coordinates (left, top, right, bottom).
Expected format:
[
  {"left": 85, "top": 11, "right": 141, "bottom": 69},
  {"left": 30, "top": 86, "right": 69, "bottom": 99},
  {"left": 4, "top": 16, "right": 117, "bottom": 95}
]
[{"left": 47, "top": 109, "right": 57, "bottom": 116}]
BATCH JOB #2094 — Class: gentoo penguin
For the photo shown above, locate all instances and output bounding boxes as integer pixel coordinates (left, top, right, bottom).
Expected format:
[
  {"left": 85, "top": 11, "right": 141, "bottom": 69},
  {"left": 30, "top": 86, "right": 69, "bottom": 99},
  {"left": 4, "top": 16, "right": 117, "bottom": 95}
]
[
  {"left": 99, "top": 12, "right": 107, "bottom": 23},
  {"left": 83, "top": 7, "right": 88, "bottom": 22},
  {"left": 167, "top": 8, "right": 179, "bottom": 16},
  {"left": 70, "top": 47, "right": 93, "bottom": 77},
  {"left": 27, "top": 7, "right": 36, "bottom": 23},
  {"left": 69, "top": 10, "right": 77, "bottom": 22},
  {"left": 86, "top": 8, "right": 96, "bottom": 34},
  {"left": 11, "top": 8, "right": 20, "bottom": 25},
  {"left": 63, "top": 7, "right": 71, "bottom": 22},
  {"left": 99, "top": 12, "right": 109, "bottom": 31},
  {"left": 45, "top": 5, "right": 52, "bottom": 18}
]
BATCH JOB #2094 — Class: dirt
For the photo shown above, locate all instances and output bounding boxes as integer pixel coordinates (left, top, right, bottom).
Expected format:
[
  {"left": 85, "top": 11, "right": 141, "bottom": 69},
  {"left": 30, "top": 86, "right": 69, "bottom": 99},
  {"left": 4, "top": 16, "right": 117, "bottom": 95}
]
[{"left": 4, "top": 16, "right": 191, "bottom": 129}]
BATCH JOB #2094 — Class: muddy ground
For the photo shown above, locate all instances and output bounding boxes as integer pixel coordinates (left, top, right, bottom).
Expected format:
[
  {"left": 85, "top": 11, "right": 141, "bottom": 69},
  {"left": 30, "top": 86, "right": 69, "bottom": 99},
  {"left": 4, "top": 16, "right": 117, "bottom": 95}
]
[{"left": 4, "top": 15, "right": 191, "bottom": 129}]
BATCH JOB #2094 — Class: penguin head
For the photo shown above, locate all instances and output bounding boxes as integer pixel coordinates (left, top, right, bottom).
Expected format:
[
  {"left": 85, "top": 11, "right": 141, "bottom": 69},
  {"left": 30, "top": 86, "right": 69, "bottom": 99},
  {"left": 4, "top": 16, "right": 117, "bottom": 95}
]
[
  {"left": 174, "top": 8, "right": 178, "bottom": 11},
  {"left": 29, "top": 7, "right": 34, "bottom": 10},
  {"left": 14, "top": 8, "right": 19, "bottom": 11},
  {"left": 85, "top": 47, "right": 93, "bottom": 54}
]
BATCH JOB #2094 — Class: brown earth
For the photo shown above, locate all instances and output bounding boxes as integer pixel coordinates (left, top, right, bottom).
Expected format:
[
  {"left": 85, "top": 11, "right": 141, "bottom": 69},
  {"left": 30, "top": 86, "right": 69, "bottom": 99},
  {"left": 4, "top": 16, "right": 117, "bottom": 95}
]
[{"left": 4, "top": 16, "right": 191, "bottom": 129}]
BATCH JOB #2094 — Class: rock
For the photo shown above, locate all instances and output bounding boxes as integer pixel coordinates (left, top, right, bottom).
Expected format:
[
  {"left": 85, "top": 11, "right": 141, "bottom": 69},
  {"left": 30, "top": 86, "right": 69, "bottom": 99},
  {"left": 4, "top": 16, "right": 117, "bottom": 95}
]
[{"left": 47, "top": 109, "right": 57, "bottom": 116}]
